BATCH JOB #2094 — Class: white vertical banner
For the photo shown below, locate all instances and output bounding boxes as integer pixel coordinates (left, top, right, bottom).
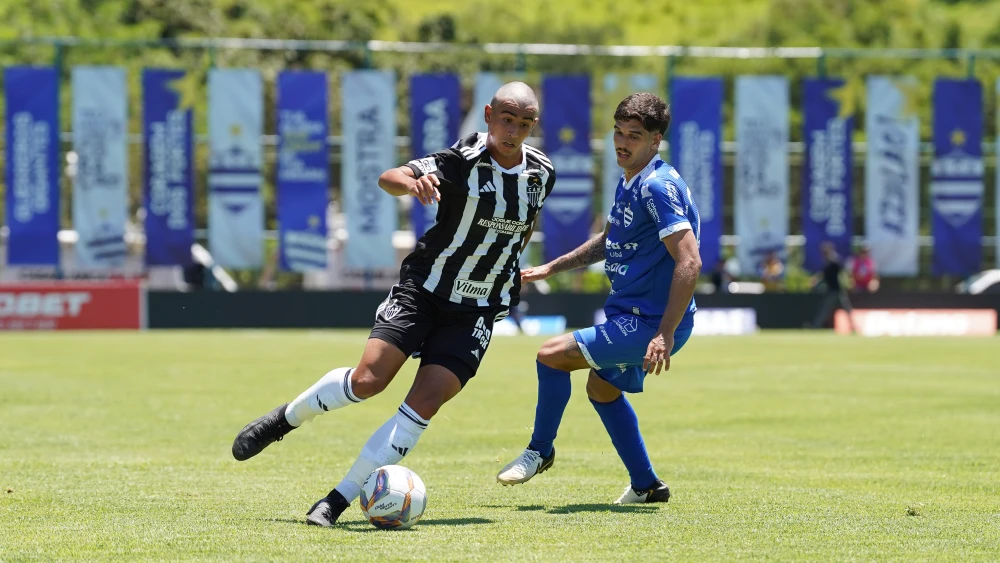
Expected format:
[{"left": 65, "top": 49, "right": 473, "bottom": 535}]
[
  {"left": 734, "top": 76, "right": 789, "bottom": 273},
  {"left": 602, "top": 73, "right": 659, "bottom": 218},
  {"left": 865, "top": 76, "right": 920, "bottom": 276},
  {"left": 459, "top": 72, "right": 502, "bottom": 138},
  {"left": 208, "top": 69, "right": 264, "bottom": 269},
  {"left": 72, "top": 66, "right": 129, "bottom": 267},
  {"left": 341, "top": 70, "right": 398, "bottom": 269}
]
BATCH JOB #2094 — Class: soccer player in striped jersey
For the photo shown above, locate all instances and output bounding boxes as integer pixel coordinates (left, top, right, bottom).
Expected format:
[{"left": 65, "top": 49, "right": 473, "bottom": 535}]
[
  {"left": 231, "top": 82, "right": 557, "bottom": 527},
  {"left": 496, "top": 93, "right": 702, "bottom": 505}
]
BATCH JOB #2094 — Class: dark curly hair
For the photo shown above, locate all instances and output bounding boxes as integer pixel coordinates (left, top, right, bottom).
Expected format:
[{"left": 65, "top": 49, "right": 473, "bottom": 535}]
[{"left": 613, "top": 93, "right": 671, "bottom": 135}]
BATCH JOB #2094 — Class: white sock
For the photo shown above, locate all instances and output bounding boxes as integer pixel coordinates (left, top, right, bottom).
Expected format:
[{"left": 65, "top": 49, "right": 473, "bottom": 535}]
[
  {"left": 334, "top": 403, "right": 429, "bottom": 502},
  {"left": 284, "top": 367, "right": 362, "bottom": 427}
]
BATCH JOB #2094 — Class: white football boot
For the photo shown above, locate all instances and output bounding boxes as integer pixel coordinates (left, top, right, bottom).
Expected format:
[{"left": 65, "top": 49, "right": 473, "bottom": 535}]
[
  {"left": 496, "top": 447, "right": 555, "bottom": 485},
  {"left": 614, "top": 479, "right": 671, "bottom": 504}
]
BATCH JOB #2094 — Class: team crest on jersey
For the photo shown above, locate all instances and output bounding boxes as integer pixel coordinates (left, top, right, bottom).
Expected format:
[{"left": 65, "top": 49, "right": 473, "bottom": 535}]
[
  {"left": 623, "top": 205, "right": 634, "bottom": 227},
  {"left": 525, "top": 172, "right": 544, "bottom": 208},
  {"left": 376, "top": 298, "right": 402, "bottom": 321}
]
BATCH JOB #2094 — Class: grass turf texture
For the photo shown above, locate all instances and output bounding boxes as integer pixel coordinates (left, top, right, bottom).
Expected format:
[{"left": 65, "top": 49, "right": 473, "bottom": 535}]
[{"left": 1, "top": 330, "right": 998, "bottom": 561}]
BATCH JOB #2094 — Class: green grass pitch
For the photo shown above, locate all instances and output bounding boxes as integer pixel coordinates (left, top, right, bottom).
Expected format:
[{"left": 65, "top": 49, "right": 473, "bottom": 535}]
[{"left": 1, "top": 330, "right": 998, "bottom": 561}]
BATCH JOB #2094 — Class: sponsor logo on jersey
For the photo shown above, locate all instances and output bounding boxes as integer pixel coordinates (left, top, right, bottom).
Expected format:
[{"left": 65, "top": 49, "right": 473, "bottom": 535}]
[
  {"left": 476, "top": 217, "right": 530, "bottom": 234},
  {"left": 411, "top": 157, "right": 437, "bottom": 176},
  {"left": 480, "top": 180, "right": 497, "bottom": 193},
  {"left": 454, "top": 279, "right": 492, "bottom": 299},
  {"left": 471, "top": 315, "right": 492, "bottom": 349},
  {"left": 605, "top": 262, "right": 629, "bottom": 275},
  {"left": 646, "top": 199, "right": 660, "bottom": 223},
  {"left": 599, "top": 326, "right": 613, "bottom": 344},
  {"left": 613, "top": 315, "right": 638, "bottom": 335}
]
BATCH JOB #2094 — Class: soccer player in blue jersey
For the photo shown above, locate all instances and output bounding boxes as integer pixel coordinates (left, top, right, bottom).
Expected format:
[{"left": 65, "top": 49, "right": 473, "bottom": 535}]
[{"left": 496, "top": 93, "right": 702, "bottom": 504}]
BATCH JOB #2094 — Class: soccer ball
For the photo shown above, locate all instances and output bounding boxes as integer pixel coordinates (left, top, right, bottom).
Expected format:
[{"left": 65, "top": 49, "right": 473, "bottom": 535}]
[{"left": 359, "top": 465, "right": 427, "bottom": 530}]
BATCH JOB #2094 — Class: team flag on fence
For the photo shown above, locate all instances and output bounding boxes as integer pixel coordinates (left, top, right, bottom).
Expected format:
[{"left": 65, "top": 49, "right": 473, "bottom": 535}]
[
  {"left": 734, "top": 76, "right": 789, "bottom": 274},
  {"left": 802, "top": 78, "right": 854, "bottom": 271},
  {"left": 542, "top": 75, "right": 593, "bottom": 262},
  {"left": 4, "top": 66, "right": 60, "bottom": 266},
  {"left": 931, "top": 79, "right": 983, "bottom": 276},
  {"left": 409, "top": 74, "right": 461, "bottom": 239},
  {"left": 865, "top": 76, "right": 920, "bottom": 276},
  {"left": 143, "top": 69, "right": 195, "bottom": 266},
  {"left": 208, "top": 69, "right": 264, "bottom": 269},
  {"left": 670, "top": 76, "right": 723, "bottom": 270},
  {"left": 72, "top": 66, "right": 129, "bottom": 268},
  {"left": 276, "top": 71, "right": 329, "bottom": 272},
  {"left": 341, "top": 70, "right": 398, "bottom": 269}
]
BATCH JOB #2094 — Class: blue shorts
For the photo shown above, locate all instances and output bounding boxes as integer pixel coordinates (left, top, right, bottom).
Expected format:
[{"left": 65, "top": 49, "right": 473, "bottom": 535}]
[{"left": 573, "top": 314, "right": 693, "bottom": 394}]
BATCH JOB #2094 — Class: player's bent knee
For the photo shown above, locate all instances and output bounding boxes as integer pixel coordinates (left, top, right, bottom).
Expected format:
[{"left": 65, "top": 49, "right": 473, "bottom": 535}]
[
  {"left": 350, "top": 367, "right": 391, "bottom": 399},
  {"left": 586, "top": 371, "right": 621, "bottom": 403},
  {"left": 536, "top": 336, "right": 572, "bottom": 371},
  {"left": 404, "top": 365, "right": 463, "bottom": 420}
]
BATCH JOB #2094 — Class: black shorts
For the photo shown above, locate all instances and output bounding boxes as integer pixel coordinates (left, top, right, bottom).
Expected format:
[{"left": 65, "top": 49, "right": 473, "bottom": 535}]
[{"left": 369, "top": 278, "right": 509, "bottom": 386}]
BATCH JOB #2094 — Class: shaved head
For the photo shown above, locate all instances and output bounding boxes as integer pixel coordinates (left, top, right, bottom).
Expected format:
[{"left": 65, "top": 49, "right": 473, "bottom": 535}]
[{"left": 491, "top": 81, "right": 539, "bottom": 111}]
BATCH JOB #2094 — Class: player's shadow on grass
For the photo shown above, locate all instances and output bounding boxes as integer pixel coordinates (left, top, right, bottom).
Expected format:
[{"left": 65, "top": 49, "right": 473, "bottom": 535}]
[
  {"left": 545, "top": 503, "right": 659, "bottom": 514},
  {"left": 486, "top": 503, "right": 659, "bottom": 514},
  {"left": 337, "top": 517, "right": 493, "bottom": 532},
  {"left": 268, "top": 517, "right": 493, "bottom": 532}
]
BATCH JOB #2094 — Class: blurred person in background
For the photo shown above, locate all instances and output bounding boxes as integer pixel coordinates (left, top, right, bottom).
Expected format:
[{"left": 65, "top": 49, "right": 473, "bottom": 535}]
[
  {"left": 709, "top": 258, "right": 732, "bottom": 293},
  {"left": 849, "top": 244, "right": 879, "bottom": 293},
  {"left": 809, "top": 241, "right": 856, "bottom": 333},
  {"left": 758, "top": 251, "right": 785, "bottom": 292}
]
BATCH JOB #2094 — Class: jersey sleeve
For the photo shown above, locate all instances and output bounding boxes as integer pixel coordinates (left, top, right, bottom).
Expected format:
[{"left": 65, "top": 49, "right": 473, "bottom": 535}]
[
  {"left": 641, "top": 179, "right": 692, "bottom": 240},
  {"left": 405, "top": 148, "right": 465, "bottom": 186},
  {"left": 544, "top": 166, "right": 557, "bottom": 198}
]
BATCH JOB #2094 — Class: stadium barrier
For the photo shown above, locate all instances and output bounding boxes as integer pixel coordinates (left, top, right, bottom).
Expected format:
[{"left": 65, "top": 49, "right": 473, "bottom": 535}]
[
  {"left": 835, "top": 309, "right": 998, "bottom": 337},
  {"left": 0, "top": 280, "right": 145, "bottom": 330},
  {"left": 144, "top": 291, "right": 1000, "bottom": 332}
]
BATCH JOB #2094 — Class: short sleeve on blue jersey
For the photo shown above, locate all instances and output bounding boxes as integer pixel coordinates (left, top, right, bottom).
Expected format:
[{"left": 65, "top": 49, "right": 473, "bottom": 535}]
[{"left": 641, "top": 179, "right": 691, "bottom": 241}]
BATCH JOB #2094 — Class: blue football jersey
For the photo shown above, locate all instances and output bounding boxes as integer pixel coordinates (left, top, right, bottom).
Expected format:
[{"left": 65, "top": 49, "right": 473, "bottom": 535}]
[{"left": 603, "top": 156, "right": 701, "bottom": 328}]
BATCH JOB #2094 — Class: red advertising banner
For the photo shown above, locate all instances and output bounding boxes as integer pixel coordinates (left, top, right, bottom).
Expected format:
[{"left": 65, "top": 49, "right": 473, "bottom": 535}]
[
  {"left": 0, "top": 281, "right": 145, "bottom": 330},
  {"left": 836, "top": 309, "right": 997, "bottom": 337}
]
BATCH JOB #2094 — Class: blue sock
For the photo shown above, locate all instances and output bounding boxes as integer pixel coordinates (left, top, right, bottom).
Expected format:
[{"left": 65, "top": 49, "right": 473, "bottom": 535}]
[
  {"left": 526, "top": 361, "right": 571, "bottom": 457},
  {"left": 590, "top": 395, "right": 658, "bottom": 490}
]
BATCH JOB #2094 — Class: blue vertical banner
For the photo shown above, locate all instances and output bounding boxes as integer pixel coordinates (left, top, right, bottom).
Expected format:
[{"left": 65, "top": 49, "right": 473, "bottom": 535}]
[
  {"left": 409, "top": 74, "right": 460, "bottom": 239},
  {"left": 3, "top": 66, "right": 60, "bottom": 265},
  {"left": 932, "top": 79, "right": 983, "bottom": 276},
  {"left": 276, "top": 71, "right": 329, "bottom": 272},
  {"left": 802, "top": 78, "right": 854, "bottom": 271},
  {"left": 72, "top": 66, "right": 129, "bottom": 267},
  {"left": 208, "top": 69, "right": 264, "bottom": 269},
  {"left": 670, "top": 76, "right": 723, "bottom": 270},
  {"left": 542, "top": 75, "right": 593, "bottom": 262},
  {"left": 142, "top": 69, "right": 194, "bottom": 266}
]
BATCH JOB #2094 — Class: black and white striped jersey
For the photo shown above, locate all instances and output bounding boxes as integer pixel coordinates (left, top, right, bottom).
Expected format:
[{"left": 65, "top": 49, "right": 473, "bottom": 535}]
[{"left": 401, "top": 132, "right": 556, "bottom": 309}]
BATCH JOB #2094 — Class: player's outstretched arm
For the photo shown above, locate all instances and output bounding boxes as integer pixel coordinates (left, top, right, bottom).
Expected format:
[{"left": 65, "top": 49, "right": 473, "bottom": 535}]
[
  {"left": 522, "top": 222, "right": 609, "bottom": 283},
  {"left": 644, "top": 229, "right": 702, "bottom": 375},
  {"left": 378, "top": 166, "right": 440, "bottom": 205}
]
